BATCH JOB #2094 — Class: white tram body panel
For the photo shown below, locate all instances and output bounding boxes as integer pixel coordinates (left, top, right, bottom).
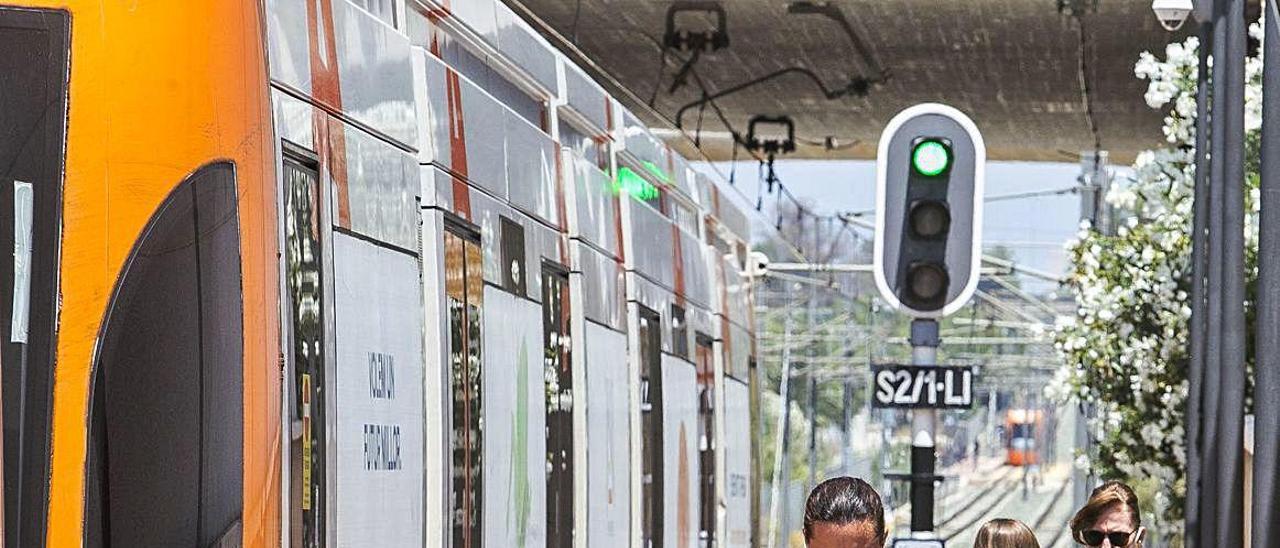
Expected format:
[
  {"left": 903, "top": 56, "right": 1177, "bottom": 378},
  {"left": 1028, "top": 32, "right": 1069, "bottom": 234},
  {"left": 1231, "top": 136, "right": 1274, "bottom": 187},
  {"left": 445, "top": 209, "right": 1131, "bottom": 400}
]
[
  {"left": 481, "top": 287, "right": 548, "bottom": 548},
  {"left": 263, "top": 1, "right": 761, "bottom": 547},
  {"left": 661, "top": 353, "right": 701, "bottom": 548},
  {"left": 331, "top": 234, "right": 425, "bottom": 546},
  {"left": 582, "top": 320, "right": 632, "bottom": 546},
  {"left": 723, "top": 380, "right": 754, "bottom": 548}
]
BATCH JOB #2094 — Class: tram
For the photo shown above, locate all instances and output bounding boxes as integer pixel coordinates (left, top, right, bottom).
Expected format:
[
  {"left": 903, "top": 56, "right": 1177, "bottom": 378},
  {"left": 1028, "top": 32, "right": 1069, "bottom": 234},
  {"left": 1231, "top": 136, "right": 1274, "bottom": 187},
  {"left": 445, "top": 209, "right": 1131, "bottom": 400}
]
[
  {"left": 1005, "top": 409, "right": 1044, "bottom": 467},
  {"left": 0, "top": 1, "right": 760, "bottom": 547}
]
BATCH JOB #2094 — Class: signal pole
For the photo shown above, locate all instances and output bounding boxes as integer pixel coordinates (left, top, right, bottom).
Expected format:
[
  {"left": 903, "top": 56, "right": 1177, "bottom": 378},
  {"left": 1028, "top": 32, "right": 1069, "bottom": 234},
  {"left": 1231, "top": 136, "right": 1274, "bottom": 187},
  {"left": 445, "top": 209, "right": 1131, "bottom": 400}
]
[
  {"left": 909, "top": 319, "right": 940, "bottom": 534},
  {"left": 808, "top": 287, "right": 819, "bottom": 493}
]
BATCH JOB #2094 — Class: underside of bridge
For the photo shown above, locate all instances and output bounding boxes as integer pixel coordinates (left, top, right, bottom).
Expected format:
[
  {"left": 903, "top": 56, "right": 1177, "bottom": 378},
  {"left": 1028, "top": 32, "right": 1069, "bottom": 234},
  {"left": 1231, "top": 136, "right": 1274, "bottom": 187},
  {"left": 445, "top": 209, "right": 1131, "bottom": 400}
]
[{"left": 507, "top": 0, "right": 1210, "bottom": 163}]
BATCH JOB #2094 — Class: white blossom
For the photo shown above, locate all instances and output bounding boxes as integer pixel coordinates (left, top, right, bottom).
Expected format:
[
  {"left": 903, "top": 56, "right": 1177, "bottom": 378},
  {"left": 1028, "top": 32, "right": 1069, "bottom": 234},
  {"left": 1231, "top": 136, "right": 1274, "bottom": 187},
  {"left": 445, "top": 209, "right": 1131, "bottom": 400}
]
[{"left": 1049, "top": 25, "right": 1270, "bottom": 539}]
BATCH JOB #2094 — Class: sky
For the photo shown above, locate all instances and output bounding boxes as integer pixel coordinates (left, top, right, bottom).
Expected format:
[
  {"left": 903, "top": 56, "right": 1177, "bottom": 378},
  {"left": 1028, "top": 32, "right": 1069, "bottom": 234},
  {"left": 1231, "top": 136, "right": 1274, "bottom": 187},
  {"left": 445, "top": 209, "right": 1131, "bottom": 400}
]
[{"left": 699, "top": 159, "right": 1105, "bottom": 295}]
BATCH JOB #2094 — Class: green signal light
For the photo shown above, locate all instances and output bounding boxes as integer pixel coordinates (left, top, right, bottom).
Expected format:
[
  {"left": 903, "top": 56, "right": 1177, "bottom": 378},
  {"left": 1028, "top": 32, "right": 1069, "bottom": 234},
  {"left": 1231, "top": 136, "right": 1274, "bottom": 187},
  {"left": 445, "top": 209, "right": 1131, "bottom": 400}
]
[{"left": 912, "top": 140, "right": 951, "bottom": 177}]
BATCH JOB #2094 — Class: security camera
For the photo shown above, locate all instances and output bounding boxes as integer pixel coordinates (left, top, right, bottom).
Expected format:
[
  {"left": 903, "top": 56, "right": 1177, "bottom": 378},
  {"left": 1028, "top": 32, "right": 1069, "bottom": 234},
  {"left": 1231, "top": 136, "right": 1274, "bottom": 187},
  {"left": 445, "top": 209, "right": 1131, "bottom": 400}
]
[{"left": 1151, "top": 0, "right": 1193, "bottom": 31}]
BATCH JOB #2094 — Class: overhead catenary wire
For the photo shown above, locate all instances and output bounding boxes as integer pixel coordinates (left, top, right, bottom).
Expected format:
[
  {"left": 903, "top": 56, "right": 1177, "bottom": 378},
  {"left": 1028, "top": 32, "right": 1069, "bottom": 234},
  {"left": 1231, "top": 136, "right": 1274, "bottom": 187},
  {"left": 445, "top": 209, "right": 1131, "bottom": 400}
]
[
  {"left": 627, "top": 27, "right": 859, "bottom": 178},
  {"left": 1071, "top": 9, "right": 1103, "bottom": 156},
  {"left": 618, "top": 27, "right": 894, "bottom": 257},
  {"left": 674, "top": 0, "right": 889, "bottom": 130},
  {"left": 570, "top": 0, "right": 584, "bottom": 44},
  {"left": 643, "top": 34, "right": 839, "bottom": 261},
  {"left": 841, "top": 186, "right": 1084, "bottom": 218}
]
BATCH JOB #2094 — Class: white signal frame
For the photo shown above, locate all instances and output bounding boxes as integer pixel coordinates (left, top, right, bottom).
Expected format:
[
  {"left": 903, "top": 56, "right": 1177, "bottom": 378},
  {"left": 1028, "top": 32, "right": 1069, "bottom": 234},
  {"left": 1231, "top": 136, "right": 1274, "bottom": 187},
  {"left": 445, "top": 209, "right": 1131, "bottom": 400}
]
[{"left": 873, "top": 103, "right": 986, "bottom": 318}]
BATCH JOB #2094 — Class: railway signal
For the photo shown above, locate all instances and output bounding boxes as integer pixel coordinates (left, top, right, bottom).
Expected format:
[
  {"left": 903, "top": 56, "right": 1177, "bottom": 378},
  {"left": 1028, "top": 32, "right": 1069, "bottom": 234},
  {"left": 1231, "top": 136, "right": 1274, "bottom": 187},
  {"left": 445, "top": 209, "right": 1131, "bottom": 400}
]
[
  {"left": 873, "top": 103, "right": 984, "bottom": 537},
  {"left": 873, "top": 103, "right": 985, "bottom": 318}
]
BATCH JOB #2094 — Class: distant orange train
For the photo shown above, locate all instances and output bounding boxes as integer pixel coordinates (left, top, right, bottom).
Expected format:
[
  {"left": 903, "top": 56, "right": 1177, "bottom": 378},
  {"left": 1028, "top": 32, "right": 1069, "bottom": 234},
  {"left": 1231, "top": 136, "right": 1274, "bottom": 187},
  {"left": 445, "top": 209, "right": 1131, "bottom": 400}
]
[{"left": 1005, "top": 409, "right": 1044, "bottom": 466}]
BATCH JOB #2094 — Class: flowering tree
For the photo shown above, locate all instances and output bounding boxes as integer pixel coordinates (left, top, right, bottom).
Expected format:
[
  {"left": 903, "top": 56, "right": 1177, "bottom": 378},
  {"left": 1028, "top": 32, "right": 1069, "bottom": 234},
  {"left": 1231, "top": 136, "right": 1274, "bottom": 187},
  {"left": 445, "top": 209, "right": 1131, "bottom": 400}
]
[{"left": 1051, "top": 25, "right": 1263, "bottom": 538}]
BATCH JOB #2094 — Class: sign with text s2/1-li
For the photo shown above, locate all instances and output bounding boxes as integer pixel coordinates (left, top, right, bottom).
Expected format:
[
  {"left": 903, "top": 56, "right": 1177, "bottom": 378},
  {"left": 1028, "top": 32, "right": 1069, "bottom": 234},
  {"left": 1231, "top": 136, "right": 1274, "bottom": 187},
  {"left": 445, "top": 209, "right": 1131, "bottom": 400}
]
[{"left": 872, "top": 364, "right": 974, "bottom": 409}]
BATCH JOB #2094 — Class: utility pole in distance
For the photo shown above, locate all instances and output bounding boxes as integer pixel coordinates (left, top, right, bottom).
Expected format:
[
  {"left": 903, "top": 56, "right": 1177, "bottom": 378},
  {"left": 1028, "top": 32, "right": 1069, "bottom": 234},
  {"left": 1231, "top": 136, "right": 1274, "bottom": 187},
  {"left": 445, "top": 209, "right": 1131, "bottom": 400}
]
[{"left": 873, "top": 103, "right": 985, "bottom": 542}]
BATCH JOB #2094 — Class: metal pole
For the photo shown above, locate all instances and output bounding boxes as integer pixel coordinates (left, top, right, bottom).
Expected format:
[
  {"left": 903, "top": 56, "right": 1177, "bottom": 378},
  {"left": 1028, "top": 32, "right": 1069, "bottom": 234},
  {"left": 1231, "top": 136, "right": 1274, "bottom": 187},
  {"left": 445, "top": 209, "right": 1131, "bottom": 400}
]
[
  {"left": 1216, "top": 0, "right": 1247, "bottom": 544},
  {"left": 842, "top": 379, "right": 853, "bottom": 474},
  {"left": 1253, "top": 0, "right": 1280, "bottom": 544},
  {"left": 1080, "top": 151, "right": 1113, "bottom": 235},
  {"left": 808, "top": 374, "right": 818, "bottom": 491},
  {"left": 806, "top": 287, "right": 819, "bottom": 492},
  {"left": 909, "top": 319, "right": 939, "bottom": 534},
  {"left": 1199, "top": 1, "right": 1229, "bottom": 543},
  {"left": 1185, "top": 18, "right": 1213, "bottom": 548},
  {"left": 1072, "top": 403, "right": 1088, "bottom": 511},
  {"left": 842, "top": 298, "right": 855, "bottom": 475},
  {"left": 988, "top": 388, "right": 997, "bottom": 459},
  {"left": 766, "top": 286, "right": 795, "bottom": 548}
]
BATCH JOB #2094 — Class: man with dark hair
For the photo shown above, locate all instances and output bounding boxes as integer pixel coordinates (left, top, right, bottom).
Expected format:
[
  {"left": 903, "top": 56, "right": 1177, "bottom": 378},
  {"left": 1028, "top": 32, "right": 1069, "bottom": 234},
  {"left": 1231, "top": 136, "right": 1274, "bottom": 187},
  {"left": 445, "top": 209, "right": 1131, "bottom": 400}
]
[{"left": 803, "top": 476, "right": 887, "bottom": 548}]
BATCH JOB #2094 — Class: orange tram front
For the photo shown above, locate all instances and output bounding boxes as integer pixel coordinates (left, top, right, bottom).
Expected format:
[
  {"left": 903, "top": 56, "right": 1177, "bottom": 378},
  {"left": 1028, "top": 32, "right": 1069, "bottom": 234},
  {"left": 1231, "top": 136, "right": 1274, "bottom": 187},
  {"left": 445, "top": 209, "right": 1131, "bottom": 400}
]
[{"left": 0, "top": 1, "right": 278, "bottom": 547}]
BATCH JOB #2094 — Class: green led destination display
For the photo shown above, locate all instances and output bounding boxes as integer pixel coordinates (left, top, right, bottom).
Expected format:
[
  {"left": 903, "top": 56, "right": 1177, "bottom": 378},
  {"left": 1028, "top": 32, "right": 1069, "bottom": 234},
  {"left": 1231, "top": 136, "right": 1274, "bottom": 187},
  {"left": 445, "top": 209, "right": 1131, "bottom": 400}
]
[
  {"left": 614, "top": 166, "right": 661, "bottom": 201},
  {"left": 642, "top": 160, "right": 671, "bottom": 183}
]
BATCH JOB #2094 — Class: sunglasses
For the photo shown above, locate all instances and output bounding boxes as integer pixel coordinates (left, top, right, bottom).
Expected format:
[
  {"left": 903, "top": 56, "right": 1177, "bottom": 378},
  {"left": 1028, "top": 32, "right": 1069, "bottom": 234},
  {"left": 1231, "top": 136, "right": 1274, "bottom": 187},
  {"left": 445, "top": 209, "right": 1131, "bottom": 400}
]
[{"left": 1078, "top": 530, "right": 1134, "bottom": 546}]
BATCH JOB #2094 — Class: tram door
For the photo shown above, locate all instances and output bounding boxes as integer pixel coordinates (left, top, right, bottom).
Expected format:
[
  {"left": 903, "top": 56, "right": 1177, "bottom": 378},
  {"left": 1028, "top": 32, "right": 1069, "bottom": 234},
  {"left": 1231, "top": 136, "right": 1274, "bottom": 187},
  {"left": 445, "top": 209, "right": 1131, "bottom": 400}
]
[
  {"left": 1, "top": 8, "right": 68, "bottom": 546},
  {"left": 85, "top": 162, "right": 245, "bottom": 548},
  {"left": 284, "top": 154, "right": 326, "bottom": 548},
  {"left": 639, "top": 306, "right": 663, "bottom": 548},
  {"left": 543, "top": 265, "right": 573, "bottom": 546},
  {"left": 446, "top": 226, "right": 484, "bottom": 548},
  {"left": 695, "top": 335, "right": 716, "bottom": 548}
]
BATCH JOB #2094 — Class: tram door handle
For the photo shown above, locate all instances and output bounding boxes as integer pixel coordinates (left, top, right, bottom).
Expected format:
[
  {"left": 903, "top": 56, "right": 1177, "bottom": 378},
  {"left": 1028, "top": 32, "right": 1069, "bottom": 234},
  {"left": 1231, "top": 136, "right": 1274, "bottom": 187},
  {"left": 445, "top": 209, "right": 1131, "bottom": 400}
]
[{"left": 11, "top": 181, "right": 33, "bottom": 344}]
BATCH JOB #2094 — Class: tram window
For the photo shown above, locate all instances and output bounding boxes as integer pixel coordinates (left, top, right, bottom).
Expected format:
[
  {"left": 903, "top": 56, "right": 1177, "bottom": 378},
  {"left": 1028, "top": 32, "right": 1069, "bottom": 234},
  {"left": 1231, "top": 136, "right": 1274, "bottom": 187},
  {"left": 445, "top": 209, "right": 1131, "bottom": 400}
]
[
  {"left": 354, "top": 0, "right": 396, "bottom": 28},
  {"left": 668, "top": 202, "right": 698, "bottom": 238},
  {"left": 84, "top": 163, "right": 244, "bottom": 547},
  {"left": 0, "top": 8, "right": 69, "bottom": 547},
  {"left": 559, "top": 119, "right": 609, "bottom": 171},
  {"left": 446, "top": 225, "right": 484, "bottom": 548},
  {"left": 695, "top": 335, "right": 716, "bottom": 548},
  {"left": 500, "top": 217, "right": 527, "bottom": 295},
  {"left": 639, "top": 306, "right": 664, "bottom": 548},
  {"left": 444, "top": 45, "right": 545, "bottom": 129},
  {"left": 542, "top": 264, "right": 574, "bottom": 547},
  {"left": 282, "top": 155, "right": 327, "bottom": 548},
  {"left": 671, "top": 305, "right": 689, "bottom": 359}
]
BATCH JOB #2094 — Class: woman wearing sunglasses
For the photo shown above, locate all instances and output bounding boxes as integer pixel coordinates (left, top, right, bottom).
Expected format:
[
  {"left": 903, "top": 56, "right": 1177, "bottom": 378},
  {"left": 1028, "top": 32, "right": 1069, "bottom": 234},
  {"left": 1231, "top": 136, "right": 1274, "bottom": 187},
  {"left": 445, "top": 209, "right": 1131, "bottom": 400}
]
[{"left": 1069, "top": 481, "right": 1146, "bottom": 547}]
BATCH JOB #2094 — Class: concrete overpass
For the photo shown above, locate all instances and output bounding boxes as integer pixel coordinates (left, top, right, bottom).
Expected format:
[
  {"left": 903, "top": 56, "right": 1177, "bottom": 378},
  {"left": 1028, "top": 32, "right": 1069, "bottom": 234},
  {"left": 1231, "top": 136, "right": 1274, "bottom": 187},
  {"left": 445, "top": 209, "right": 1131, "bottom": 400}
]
[{"left": 506, "top": 0, "right": 1212, "bottom": 163}]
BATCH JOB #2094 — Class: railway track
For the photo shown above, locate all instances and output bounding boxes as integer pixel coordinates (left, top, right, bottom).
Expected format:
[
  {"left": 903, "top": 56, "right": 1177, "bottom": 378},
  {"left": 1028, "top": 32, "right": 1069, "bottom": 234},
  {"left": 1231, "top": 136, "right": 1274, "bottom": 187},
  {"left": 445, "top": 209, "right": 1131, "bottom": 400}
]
[
  {"left": 936, "top": 464, "right": 1075, "bottom": 546},
  {"left": 939, "top": 469, "right": 1022, "bottom": 542},
  {"left": 935, "top": 464, "right": 1017, "bottom": 531},
  {"left": 1032, "top": 475, "right": 1074, "bottom": 547}
]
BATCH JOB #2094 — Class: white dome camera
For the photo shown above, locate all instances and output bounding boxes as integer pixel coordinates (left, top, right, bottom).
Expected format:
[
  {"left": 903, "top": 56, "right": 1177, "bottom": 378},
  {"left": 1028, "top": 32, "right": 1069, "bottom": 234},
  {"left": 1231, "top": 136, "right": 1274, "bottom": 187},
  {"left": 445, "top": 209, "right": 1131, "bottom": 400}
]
[{"left": 1152, "top": 0, "right": 1194, "bottom": 31}]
